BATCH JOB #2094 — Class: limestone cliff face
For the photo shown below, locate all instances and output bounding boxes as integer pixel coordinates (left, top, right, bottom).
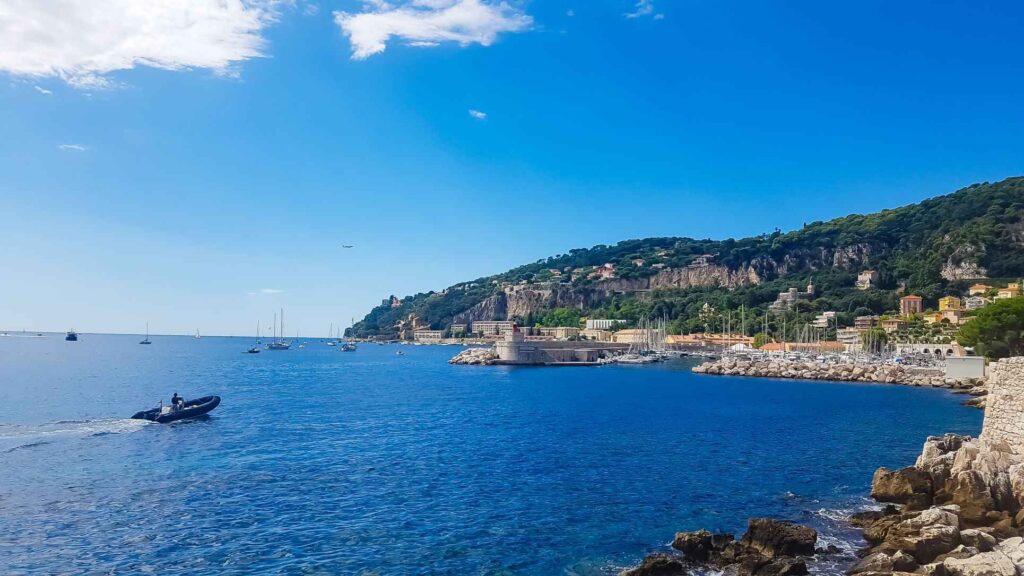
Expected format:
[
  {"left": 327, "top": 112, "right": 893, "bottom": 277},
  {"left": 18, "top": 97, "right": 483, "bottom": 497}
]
[
  {"left": 942, "top": 244, "right": 988, "bottom": 280},
  {"left": 648, "top": 264, "right": 760, "bottom": 289},
  {"left": 452, "top": 294, "right": 507, "bottom": 324}
]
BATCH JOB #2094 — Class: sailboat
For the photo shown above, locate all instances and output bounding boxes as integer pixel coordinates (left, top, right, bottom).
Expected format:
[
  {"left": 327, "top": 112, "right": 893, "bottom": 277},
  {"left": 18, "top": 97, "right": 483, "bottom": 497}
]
[
  {"left": 267, "top": 308, "right": 291, "bottom": 350},
  {"left": 194, "top": 329, "right": 201, "bottom": 339},
  {"left": 248, "top": 321, "right": 261, "bottom": 353},
  {"left": 139, "top": 323, "right": 151, "bottom": 345},
  {"left": 327, "top": 322, "right": 336, "bottom": 346},
  {"left": 340, "top": 318, "right": 357, "bottom": 352}
]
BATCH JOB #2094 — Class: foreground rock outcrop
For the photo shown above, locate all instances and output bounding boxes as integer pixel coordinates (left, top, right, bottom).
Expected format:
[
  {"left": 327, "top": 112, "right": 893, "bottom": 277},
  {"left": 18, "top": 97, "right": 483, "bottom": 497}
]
[
  {"left": 622, "top": 518, "right": 819, "bottom": 576},
  {"left": 693, "top": 358, "right": 987, "bottom": 407},
  {"left": 851, "top": 431, "right": 1024, "bottom": 576}
]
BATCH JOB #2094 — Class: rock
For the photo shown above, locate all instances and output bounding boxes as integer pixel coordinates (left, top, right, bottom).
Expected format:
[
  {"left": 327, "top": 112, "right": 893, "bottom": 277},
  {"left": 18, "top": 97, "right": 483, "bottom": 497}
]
[
  {"left": 883, "top": 510, "right": 961, "bottom": 564},
  {"left": 918, "top": 562, "right": 947, "bottom": 576},
  {"left": 949, "top": 471, "right": 998, "bottom": 525},
  {"left": 873, "top": 467, "right": 934, "bottom": 510},
  {"left": 960, "top": 530, "right": 997, "bottom": 552},
  {"left": 850, "top": 552, "right": 898, "bottom": 574},
  {"left": 852, "top": 506, "right": 901, "bottom": 528},
  {"left": 750, "top": 557, "right": 808, "bottom": 576},
  {"left": 741, "top": 518, "right": 817, "bottom": 558},
  {"left": 620, "top": 553, "right": 687, "bottom": 576},
  {"left": 936, "top": 546, "right": 982, "bottom": 563},
  {"left": 943, "top": 551, "right": 1017, "bottom": 576},
  {"left": 672, "top": 529, "right": 733, "bottom": 561}
]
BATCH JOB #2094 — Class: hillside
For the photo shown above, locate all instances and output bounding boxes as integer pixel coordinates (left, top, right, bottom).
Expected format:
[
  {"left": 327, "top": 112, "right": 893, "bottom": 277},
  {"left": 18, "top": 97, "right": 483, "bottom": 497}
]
[{"left": 351, "top": 177, "right": 1024, "bottom": 339}]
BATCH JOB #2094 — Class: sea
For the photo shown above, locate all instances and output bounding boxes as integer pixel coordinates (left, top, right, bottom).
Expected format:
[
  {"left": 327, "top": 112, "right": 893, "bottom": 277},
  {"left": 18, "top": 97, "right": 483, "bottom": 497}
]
[{"left": 0, "top": 334, "right": 983, "bottom": 575}]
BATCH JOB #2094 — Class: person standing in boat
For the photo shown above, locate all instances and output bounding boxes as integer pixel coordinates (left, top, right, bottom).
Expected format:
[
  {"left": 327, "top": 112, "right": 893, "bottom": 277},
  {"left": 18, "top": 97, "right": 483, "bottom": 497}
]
[{"left": 171, "top": 393, "right": 183, "bottom": 411}]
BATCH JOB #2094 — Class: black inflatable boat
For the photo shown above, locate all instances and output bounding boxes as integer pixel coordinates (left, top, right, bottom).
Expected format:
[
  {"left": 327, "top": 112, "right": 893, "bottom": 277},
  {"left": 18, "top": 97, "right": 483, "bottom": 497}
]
[{"left": 132, "top": 395, "right": 221, "bottom": 423}]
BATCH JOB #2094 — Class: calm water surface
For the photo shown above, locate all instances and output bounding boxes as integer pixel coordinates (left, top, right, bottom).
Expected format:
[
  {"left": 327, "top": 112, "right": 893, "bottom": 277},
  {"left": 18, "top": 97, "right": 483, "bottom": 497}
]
[{"left": 0, "top": 334, "right": 982, "bottom": 575}]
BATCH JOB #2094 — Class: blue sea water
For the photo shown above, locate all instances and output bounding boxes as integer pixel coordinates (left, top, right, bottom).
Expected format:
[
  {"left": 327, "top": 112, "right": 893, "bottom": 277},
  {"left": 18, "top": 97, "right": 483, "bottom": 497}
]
[{"left": 0, "top": 334, "right": 982, "bottom": 575}]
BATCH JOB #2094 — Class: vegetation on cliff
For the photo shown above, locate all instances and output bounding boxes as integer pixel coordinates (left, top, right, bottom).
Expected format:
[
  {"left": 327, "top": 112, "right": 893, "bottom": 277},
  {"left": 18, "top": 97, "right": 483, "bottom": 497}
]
[
  {"left": 351, "top": 177, "right": 1024, "bottom": 339},
  {"left": 957, "top": 298, "right": 1024, "bottom": 358}
]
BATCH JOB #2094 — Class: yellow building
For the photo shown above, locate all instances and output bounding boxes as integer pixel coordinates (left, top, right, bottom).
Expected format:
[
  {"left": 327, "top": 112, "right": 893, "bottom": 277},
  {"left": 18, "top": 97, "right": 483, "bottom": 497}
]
[
  {"left": 938, "top": 296, "right": 962, "bottom": 312},
  {"left": 997, "top": 286, "right": 1020, "bottom": 300}
]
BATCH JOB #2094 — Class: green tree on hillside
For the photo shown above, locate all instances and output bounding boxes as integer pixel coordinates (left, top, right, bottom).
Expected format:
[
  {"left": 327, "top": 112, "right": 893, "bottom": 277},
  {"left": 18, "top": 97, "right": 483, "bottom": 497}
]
[
  {"left": 538, "top": 307, "right": 582, "bottom": 328},
  {"left": 957, "top": 298, "right": 1024, "bottom": 359}
]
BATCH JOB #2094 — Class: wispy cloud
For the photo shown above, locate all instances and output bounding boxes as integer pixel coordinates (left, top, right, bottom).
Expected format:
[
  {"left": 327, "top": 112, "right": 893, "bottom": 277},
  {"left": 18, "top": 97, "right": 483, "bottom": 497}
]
[
  {"left": 34, "top": 85, "right": 52, "bottom": 95},
  {"left": 248, "top": 288, "right": 284, "bottom": 295},
  {"left": 58, "top": 144, "right": 87, "bottom": 151},
  {"left": 468, "top": 109, "right": 487, "bottom": 120},
  {"left": 334, "top": 0, "right": 532, "bottom": 60},
  {"left": 625, "top": 0, "right": 661, "bottom": 19},
  {"left": 0, "top": 0, "right": 278, "bottom": 89}
]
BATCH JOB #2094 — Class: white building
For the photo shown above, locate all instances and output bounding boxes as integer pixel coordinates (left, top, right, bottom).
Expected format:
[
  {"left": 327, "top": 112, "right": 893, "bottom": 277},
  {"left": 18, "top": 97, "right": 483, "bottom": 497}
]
[{"left": 585, "top": 319, "right": 622, "bottom": 330}]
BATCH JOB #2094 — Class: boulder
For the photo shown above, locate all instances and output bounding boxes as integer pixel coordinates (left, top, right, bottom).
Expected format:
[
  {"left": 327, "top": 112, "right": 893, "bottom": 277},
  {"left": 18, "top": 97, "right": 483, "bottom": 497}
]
[
  {"left": 741, "top": 518, "right": 817, "bottom": 558},
  {"left": 883, "top": 511, "right": 961, "bottom": 564},
  {"left": 943, "top": 552, "right": 1017, "bottom": 576},
  {"left": 960, "top": 530, "right": 997, "bottom": 553},
  {"left": 672, "top": 529, "right": 733, "bottom": 561},
  {"left": 873, "top": 467, "right": 934, "bottom": 510},
  {"left": 620, "top": 553, "right": 687, "bottom": 576}
]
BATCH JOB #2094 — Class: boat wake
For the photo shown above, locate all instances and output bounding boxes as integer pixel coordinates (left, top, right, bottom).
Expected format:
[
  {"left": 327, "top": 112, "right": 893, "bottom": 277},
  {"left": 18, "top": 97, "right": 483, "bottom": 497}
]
[{"left": 0, "top": 418, "right": 152, "bottom": 453}]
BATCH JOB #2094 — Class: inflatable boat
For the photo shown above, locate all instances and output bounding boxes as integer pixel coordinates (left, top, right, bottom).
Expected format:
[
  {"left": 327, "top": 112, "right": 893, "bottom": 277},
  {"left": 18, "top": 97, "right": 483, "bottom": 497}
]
[{"left": 131, "top": 395, "right": 220, "bottom": 423}]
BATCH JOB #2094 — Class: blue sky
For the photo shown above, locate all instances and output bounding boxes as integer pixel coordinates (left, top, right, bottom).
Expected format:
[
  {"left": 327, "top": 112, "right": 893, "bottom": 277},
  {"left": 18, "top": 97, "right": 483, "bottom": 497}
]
[{"left": 1, "top": 0, "right": 1022, "bottom": 336}]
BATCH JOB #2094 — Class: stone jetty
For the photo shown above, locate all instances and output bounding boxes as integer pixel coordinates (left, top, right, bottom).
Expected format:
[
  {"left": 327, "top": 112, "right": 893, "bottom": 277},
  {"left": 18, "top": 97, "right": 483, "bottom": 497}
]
[
  {"left": 449, "top": 347, "right": 498, "bottom": 365},
  {"left": 692, "top": 357, "right": 988, "bottom": 407}
]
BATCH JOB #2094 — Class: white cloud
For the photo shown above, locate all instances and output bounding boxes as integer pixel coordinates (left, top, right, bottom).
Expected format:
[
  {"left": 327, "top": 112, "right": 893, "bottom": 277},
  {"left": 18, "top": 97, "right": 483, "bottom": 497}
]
[
  {"left": 468, "top": 109, "right": 486, "bottom": 120},
  {"left": 33, "top": 85, "right": 52, "bottom": 95},
  {"left": 0, "top": 0, "right": 278, "bottom": 89},
  {"left": 334, "top": 0, "right": 532, "bottom": 60},
  {"left": 625, "top": 0, "right": 661, "bottom": 19},
  {"left": 58, "top": 143, "right": 87, "bottom": 151},
  {"left": 251, "top": 288, "right": 284, "bottom": 294}
]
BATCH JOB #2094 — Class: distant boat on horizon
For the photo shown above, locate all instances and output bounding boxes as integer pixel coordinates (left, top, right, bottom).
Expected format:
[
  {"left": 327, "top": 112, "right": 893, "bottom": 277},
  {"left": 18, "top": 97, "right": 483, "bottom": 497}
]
[
  {"left": 248, "top": 320, "right": 261, "bottom": 354},
  {"left": 65, "top": 330, "right": 78, "bottom": 342},
  {"left": 194, "top": 329, "right": 201, "bottom": 339},
  {"left": 139, "top": 323, "right": 151, "bottom": 345},
  {"left": 267, "top": 308, "right": 291, "bottom": 350}
]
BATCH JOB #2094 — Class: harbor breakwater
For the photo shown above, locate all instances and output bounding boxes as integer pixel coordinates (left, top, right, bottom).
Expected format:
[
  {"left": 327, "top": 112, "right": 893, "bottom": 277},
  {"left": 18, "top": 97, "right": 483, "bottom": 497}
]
[{"left": 693, "top": 357, "right": 988, "bottom": 407}]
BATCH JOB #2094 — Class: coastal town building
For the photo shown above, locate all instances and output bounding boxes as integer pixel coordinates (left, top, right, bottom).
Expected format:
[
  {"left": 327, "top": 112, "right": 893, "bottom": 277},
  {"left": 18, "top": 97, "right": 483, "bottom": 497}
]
[
  {"left": 759, "top": 342, "right": 845, "bottom": 353},
  {"left": 667, "top": 333, "right": 755, "bottom": 348},
  {"left": 854, "top": 315, "right": 879, "bottom": 329},
  {"left": 537, "top": 327, "right": 580, "bottom": 340},
  {"left": 470, "top": 320, "right": 516, "bottom": 336},
  {"left": 900, "top": 295, "right": 923, "bottom": 316},
  {"left": 590, "top": 264, "right": 616, "bottom": 280},
  {"left": 965, "top": 296, "right": 992, "bottom": 311},
  {"left": 413, "top": 330, "right": 444, "bottom": 343},
  {"left": 881, "top": 319, "right": 908, "bottom": 334},
  {"left": 494, "top": 327, "right": 626, "bottom": 365},
  {"left": 836, "top": 327, "right": 864, "bottom": 351},
  {"left": 580, "top": 329, "right": 613, "bottom": 341},
  {"left": 856, "top": 270, "right": 880, "bottom": 290},
  {"left": 612, "top": 329, "right": 648, "bottom": 344},
  {"left": 768, "top": 280, "right": 815, "bottom": 311},
  {"left": 997, "top": 285, "right": 1020, "bottom": 300},
  {"left": 938, "top": 296, "right": 962, "bottom": 312},
  {"left": 449, "top": 323, "right": 467, "bottom": 336},
  {"left": 969, "top": 283, "right": 993, "bottom": 296},
  {"left": 382, "top": 295, "right": 402, "bottom": 309},
  {"left": 894, "top": 342, "right": 964, "bottom": 358},
  {"left": 585, "top": 319, "right": 623, "bottom": 330},
  {"left": 811, "top": 311, "right": 837, "bottom": 329}
]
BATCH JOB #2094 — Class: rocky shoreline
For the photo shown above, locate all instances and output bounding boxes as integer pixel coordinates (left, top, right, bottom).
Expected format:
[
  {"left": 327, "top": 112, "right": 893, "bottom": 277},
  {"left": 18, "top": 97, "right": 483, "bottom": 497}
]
[
  {"left": 693, "top": 358, "right": 988, "bottom": 408},
  {"left": 624, "top": 358, "right": 1024, "bottom": 576}
]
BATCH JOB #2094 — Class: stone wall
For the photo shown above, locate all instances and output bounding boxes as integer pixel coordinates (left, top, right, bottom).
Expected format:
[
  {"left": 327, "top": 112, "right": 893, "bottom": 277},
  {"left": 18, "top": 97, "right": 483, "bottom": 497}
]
[{"left": 981, "top": 357, "right": 1024, "bottom": 445}]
